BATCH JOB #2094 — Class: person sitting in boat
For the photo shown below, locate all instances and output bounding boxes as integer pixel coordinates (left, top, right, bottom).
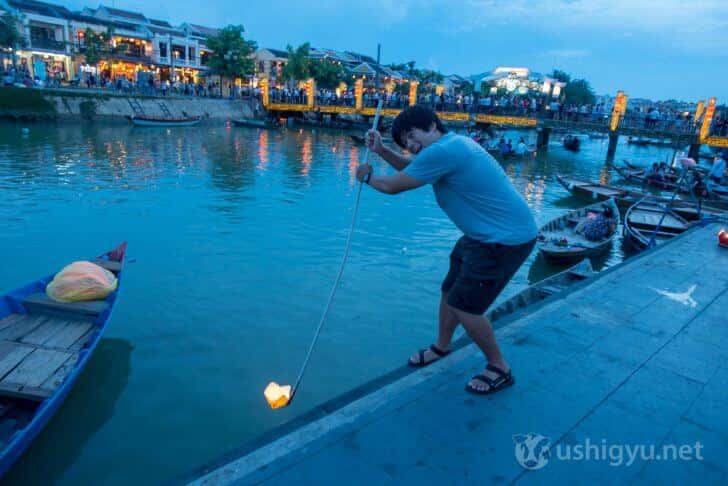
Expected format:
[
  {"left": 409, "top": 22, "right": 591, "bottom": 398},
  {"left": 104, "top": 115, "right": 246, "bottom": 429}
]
[
  {"left": 690, "top": 170, "right": 708, "bottom": 199},
  {"left": 498, "top": 138, "right": 510, "bottom": 156},
  {"left": 575, "top": 206, "right": 616, "bottom": 242},
  {"left": 708, "top": 155, "right": 726, "bottom": 184},
  {"left": 515, "top": 138, "right": 527, "bottom": 156}
]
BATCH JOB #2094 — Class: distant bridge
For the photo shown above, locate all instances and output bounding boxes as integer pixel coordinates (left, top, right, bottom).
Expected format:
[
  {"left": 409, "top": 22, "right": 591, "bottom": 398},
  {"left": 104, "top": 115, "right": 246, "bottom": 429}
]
[{"left": 258, "top": 78, "right": 728, "bottom": 156}]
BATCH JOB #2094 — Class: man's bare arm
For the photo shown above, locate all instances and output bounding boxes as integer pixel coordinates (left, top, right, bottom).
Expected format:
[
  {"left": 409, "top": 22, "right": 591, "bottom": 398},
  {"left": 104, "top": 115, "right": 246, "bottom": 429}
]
[
  {"left": 367, "top": 129, "right": 412, "bottom": 171},
  {"left": 376, "top": 145, "right": 413, "bottom": 171}
]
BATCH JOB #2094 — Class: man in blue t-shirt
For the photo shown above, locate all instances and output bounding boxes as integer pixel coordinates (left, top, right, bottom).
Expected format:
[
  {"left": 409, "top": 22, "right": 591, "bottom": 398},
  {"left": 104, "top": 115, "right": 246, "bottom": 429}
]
[{"left": 356, "top": 105, "right": 537, "bottom": 396}]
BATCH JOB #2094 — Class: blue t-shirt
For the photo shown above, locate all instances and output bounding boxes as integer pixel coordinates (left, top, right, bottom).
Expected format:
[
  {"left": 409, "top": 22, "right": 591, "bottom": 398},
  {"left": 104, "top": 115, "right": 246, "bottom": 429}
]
[{"left": 404, "top": 132, "right": 538, "bottom": 245}]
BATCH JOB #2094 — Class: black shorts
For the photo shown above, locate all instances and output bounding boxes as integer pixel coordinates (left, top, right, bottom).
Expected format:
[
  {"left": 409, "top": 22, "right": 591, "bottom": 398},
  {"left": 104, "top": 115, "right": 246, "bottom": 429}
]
[{"left": 441, "top": 236, "right": 536, "bottom": 315}]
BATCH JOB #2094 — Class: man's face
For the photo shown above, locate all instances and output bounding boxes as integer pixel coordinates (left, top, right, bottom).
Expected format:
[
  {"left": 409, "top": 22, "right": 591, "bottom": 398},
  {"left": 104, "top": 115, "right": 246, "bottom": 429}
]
[{"left": 401, "top": 124, "right": 438, "bottom": 154}]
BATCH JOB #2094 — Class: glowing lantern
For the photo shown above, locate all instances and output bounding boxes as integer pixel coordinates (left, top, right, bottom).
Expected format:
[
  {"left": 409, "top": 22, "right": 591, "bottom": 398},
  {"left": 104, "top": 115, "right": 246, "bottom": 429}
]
[
  {"left": 719, "top": 229, "right": 728, "bottom": 248},
  {"left": 264, "top": 382, "right": 292, "bottom": 409}
]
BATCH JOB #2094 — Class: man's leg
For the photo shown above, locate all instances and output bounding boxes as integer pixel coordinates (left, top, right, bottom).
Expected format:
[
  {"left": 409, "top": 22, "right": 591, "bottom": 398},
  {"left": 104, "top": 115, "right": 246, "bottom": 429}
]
[
  {"left": 409, "top": 292, "right": 459, "bottom": 364},
  {"left": 449, "top": 306, "right": 508, "bottom": 378},
  {"left": 437, "top": 291, "right": 459, "bottom": 350}
]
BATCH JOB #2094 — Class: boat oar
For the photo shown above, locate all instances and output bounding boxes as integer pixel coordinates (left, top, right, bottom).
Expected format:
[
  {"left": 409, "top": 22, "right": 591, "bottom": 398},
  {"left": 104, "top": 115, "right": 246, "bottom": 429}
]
[{"left": 264, "top": 100, "right": 384, "bottom": 410}]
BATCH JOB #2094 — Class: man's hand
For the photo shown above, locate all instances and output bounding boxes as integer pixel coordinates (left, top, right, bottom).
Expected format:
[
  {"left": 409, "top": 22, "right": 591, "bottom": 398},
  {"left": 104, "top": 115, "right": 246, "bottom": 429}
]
[
  {"left": 356, "top": 163, "right": 373, "bottom": 183},
  {"left": 366, "top": 129, "right": 385, "bottom": 155}
]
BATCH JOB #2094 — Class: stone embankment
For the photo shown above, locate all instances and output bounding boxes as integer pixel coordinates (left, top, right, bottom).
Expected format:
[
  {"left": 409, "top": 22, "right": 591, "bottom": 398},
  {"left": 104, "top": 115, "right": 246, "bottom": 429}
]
[{"left": 0, "top": 87, "right": 254, "bottom": 122}]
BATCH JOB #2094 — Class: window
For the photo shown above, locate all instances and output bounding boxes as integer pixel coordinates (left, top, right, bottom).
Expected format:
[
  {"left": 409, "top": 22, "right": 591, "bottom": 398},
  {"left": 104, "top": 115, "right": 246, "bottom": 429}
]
[
  {"left": 159, "top": 42, "right": 167, "bottom": 58},
  {"left": 188, "top": 47, "right": 195, "bottom": 63}
]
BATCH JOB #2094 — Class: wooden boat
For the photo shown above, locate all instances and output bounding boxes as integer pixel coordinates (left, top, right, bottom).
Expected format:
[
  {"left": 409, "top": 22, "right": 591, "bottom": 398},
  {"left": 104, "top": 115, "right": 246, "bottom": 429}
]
[
  {"left": 556, "top": 174, "right": 728, "bottom": 220},
  {"left": 129, "top": 115, "right": 200, "bottom": 127},
  {"left": 0, "top": 243, "right": 127, "bottom": 475},
  {"left": 627, "top": 137, "right": 650, "bottom": 146},
  {"left": 537, "top": 198, "right": 620, "bottom": 264},
  {"left": 488, "top": 260, "right": 594, "bottom": 323},
  {"left": 614, "top": 165, "right": 679, "bottom": 190},
  {"left": 624, "top": 201, "right": 691, "bottom": 250},
  {"left": 563, "top": 136, "right": 580, "bottom": 151},
  {"left": 231, "top": 118, "right": 277, "bottom": 129}
]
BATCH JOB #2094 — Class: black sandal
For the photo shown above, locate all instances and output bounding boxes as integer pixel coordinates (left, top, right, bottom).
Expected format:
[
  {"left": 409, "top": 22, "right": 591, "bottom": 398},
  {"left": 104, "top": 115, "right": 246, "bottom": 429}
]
[
  {"left": 465, "top": 364, "right": 515, "bottom": 395},
  {"left": 408, "top": 344, "right": 451, "bottom": 368}
]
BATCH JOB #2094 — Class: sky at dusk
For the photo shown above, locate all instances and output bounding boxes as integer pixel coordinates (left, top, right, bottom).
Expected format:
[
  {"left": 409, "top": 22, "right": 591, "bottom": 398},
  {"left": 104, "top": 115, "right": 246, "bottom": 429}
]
[{"left": 63, "top": 0, "right": 728, "bottom": 102}]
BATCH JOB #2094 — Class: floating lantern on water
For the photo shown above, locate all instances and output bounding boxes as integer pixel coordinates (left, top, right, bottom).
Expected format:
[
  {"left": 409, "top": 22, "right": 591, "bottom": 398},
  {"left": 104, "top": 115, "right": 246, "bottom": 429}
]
[
  {"left": 264, "top": 382, "right": 292, "bottom": 409},
  {"left": 719, "top": 229, "right": 728, "bottom": 248}
]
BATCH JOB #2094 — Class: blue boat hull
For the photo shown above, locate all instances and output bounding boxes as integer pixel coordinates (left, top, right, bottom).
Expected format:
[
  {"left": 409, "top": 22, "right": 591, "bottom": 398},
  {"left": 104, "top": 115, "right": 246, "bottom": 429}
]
[{"left": 0, "top": 243, "right": 126, "bottom": 476}]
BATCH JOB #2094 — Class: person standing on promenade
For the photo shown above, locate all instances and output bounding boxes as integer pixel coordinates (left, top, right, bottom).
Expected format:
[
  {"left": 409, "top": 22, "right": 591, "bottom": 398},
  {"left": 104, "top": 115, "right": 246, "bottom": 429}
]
[{"left": 356, "top": 105, "right": 538, "bottom": 395}]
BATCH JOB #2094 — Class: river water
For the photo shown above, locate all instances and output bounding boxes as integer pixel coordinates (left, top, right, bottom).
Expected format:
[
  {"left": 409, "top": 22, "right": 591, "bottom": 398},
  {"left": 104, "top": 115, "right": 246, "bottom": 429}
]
[{"left": 0, "top": 121, "right": 682, "bottom": 484}]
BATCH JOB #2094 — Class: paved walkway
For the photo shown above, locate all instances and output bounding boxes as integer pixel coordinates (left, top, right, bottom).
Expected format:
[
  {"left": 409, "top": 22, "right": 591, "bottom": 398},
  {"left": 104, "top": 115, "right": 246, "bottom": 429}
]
[{"left": 190, "top": 222, "right": 728, "bottom": 485}]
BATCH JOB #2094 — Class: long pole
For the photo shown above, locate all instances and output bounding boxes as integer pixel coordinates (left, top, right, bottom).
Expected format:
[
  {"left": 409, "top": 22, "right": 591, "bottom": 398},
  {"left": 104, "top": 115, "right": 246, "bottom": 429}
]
[{"left": 290, "top": 100, "right": 384, "bottom": 403}]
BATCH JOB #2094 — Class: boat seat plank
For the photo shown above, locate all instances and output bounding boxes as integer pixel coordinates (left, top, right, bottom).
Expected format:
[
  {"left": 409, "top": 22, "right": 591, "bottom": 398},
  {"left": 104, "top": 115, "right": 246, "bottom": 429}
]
[
  {"left": 20, "top": 318, "right": 72, "bottom": 346},
  {"left": 43, "top": 321, "right": 94, "bottom": 350},
  {"left": 91, "top": 259, "right": 121, "bottom": 273},
  {"left": 0, "top": 346, "right": 73, "bottom": 400},
  {"left": 0, "top": 342, "right": 34, "bottom": 379},
  {"left": 68, "top": 328, "right": 96, "bottom": 352},
  {"left": 0, "top": 314, "right": 26, "bottom": 331},
  {"left": 39, "top": 354, "right": 78, "bottom": 395},
  {"left": 0, "top": 315, "right": 49, "bottom": 341},
  {"left": 22, "top": 293, "right": 109, "bottom": 317}
]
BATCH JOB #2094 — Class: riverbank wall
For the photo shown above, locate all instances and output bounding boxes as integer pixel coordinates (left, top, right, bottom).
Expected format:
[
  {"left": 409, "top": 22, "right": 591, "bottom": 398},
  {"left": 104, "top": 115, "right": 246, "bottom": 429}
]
[{"left": 0, "top": 87, "right": 254, "bottom": 122}]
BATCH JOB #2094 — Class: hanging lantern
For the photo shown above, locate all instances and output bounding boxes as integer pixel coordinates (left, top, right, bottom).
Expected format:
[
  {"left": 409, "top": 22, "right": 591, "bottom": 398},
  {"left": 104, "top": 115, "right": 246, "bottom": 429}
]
[
  {"left": 719, "top": 229, "right": 728, "bottom": 248},
  {"left": 264, "top": 382, "right": 291, "bottom": 409}
]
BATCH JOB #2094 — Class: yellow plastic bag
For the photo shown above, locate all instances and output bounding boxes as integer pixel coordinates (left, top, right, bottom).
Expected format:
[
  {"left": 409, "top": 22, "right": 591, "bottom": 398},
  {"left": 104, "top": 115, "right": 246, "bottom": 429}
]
[{"left": 46, "top": 261, "right": 117, "bottom": 303}]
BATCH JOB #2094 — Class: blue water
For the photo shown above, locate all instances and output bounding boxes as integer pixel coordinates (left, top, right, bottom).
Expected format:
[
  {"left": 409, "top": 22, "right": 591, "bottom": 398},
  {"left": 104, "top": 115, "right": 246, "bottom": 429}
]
[{"left": 0, "top": 122, "right": 682, "bottom": 484}]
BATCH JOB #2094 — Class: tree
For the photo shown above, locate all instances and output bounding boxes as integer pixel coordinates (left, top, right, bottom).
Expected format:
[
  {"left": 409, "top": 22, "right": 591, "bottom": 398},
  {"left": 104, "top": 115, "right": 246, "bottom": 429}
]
[
  {"left": 282, "top": 42, "right": 311, "bottom": 85},
  {"left": 206, "top": 24, "right": 257, "bottom": 80},
  {"left": 563, "top": 78, "right": 596, "bottom": 105},
  {"left": 309, "top": 59, "right": 345, "bottom": 90},
  {"left": 551, "top": 69, "right": 571, "bottom": 83},
  {"left": 1, "top": 12, "right": 26, "bottom": 68},
  {"left": 82, "top": 27, "right": 113, "bottom": 67}
]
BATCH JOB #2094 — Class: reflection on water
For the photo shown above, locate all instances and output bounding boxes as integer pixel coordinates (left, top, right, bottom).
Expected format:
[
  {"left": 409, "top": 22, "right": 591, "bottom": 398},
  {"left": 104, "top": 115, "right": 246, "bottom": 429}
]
[{"left": 0, "top": 122, "right": 700, "bottom": 484}]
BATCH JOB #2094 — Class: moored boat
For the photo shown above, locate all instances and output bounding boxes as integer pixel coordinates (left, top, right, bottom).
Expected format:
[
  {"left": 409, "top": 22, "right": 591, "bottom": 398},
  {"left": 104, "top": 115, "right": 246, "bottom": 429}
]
[
  {"left": 563, "top": 135, "right": 580, "bottom": 151},
  {"left": 623, "top": 201, "right": 691, "bottom": 249},
  {"left": 487, "top": 260, "right": 594, "bottom": 323},
  {"left": 537, "top": 199, "right": 620, "bottom": 264},
  {"left": 614, "top": 165, "right": 679, "bottom": 191},
  {"left": 231, "top": 118, "right": 278, "bottom": 129},
  {"left": 129, "top": 115, "right": 201, "bottom": 127},
  {"left": 0, "top": 243, "right": 127, "bottom": 475},
  {"left": 627, "top": 136, "right": 650, "bottom": 146}
]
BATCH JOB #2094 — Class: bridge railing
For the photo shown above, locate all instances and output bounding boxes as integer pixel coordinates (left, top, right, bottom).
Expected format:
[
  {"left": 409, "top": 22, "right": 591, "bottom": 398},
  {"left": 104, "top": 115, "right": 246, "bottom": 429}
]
[{"left": 619, "top": 114, "right": 696, "bottom": 134}]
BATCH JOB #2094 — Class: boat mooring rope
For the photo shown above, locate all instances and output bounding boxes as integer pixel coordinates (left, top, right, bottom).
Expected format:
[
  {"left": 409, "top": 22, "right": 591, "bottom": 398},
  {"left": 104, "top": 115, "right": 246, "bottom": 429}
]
[{"left": 291, "top": 100, "right": 384, "bottom": 401}]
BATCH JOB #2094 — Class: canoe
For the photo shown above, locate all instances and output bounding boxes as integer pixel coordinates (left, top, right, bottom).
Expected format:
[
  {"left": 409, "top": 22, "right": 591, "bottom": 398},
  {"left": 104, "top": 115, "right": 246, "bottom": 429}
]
[
  {"left": 614, "top": 165, "right": 679, "bottom": 191},
  {"left": 557, "top": 174, "right": 728, "bottom": 221},
  {"left": 0, "top": 243, "right": 127, "bottom": 475},
  {"left": 488, "top": 260, "right": 594, "bottom": 323},
  {"left": 130, "top": 115, "right": 200, "bottom": 127},
  {"left": 624, "top": 201, "right": 691, "bottom": 250},
  {"left": 231, "top": 118, "right": 277, "bottom": 129},
  {"left": 588, "top": 133, "right": 608, "bottom": 140},
  {"left": 563, "top": 136, "right": 580, "bottom": 151},
  {"left": 537, "top": 198, "right": 620, "bottom": 264},
  {"left": 627, "top": 137, "right": 650, "bottom": 146}
]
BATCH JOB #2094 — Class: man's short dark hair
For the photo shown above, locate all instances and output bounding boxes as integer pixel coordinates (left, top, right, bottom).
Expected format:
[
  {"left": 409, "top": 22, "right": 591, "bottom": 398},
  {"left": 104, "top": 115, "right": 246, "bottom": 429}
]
[{"left": 391, "top": 105, "right": 448, "bottom": 148}]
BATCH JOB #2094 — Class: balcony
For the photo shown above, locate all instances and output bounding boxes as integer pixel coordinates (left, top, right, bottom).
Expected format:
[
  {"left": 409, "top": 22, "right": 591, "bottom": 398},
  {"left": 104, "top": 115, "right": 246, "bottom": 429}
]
[{"left": 30, "top": 38, "right": 66, "bottom": 53}]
